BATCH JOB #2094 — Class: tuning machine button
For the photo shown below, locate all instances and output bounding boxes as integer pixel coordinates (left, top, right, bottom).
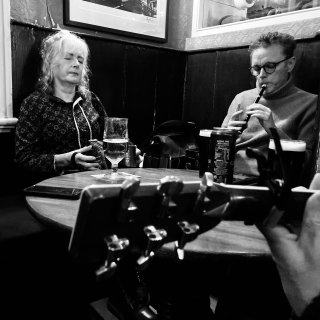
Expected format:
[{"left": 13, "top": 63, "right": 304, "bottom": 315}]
[
  {"left": 96, "top": 234, "right": 130, "bottom": 280},
  {"left": 137, "top": 225, "right": 167, "bottom": 270},
  {"left": 175, "top": 221, "right": 200, "bottom": 260},
  {"left": 118, "top": 177, "right": 140, "bottom": 223},
  {"left": 193, "top": 172, "right": 214, "bottom": 216},
  {"left": 157, "top": 176, "right": 183, "bottom": 219}
]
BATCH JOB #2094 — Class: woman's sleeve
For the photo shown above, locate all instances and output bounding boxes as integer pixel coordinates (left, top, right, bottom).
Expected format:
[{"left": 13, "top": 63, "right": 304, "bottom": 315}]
[{"left": 15, "top": 95, "right": 56, "bottom": 174}]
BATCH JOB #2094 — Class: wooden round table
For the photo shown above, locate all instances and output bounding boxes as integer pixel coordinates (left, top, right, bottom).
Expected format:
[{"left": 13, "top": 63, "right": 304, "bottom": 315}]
[{"left": 25, "top": 168, "right": 270, "bottom": 257}]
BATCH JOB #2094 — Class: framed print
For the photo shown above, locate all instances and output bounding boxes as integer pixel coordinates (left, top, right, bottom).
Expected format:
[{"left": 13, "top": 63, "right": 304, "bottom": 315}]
[
  {"left": 187, "top": 0, "right": 320, "bottom": 50},
  {"left": 64, "top": 0, "right": 168, "bottom": 42}
]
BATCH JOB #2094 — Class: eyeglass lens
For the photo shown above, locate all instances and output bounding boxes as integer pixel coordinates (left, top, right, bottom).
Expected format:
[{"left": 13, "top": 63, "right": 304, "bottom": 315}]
[
  {"left": 251, "top": 63, "right": 276, "bottom": 75},
  {"left": 250, "top": 57, "right": 291, "bottom": 76}
]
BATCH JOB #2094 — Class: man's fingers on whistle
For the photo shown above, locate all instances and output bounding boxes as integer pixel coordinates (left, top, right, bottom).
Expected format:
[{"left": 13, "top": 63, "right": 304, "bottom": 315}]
[
  {"left": 231, "top": 110, "right": 243, "bottom": 119},
  {"left": 232, "top": 120, "right": 246, "bottom": 125}
]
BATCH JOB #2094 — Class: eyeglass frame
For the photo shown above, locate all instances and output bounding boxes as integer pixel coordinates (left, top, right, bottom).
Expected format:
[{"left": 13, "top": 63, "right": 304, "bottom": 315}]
[{"left": 249, "top": 56, "right": 293, "bottom": 76}]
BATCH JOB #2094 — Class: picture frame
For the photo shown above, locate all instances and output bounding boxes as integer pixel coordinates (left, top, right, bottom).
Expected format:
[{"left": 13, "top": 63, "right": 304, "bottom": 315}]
[
  {"left": 64, "top": 0, "right": 168, "bottom": 42},
  {"left": 186, "top": 0, "right": 320, "bottom": 50}
]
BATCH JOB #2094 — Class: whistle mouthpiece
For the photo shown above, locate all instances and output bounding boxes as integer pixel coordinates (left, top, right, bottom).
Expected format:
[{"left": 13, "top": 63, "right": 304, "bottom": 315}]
[
  {"left": 240, "top": 84, "right": 267, "bottom": 134},
  {"left": 255, "top": 84, "right": 267, "bottom": 103}
]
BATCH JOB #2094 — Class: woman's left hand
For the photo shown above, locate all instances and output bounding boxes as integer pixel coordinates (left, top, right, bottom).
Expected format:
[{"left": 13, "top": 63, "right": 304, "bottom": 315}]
[
  {"left": 55, "top": 145, "right": 100, "bottom": 171},
  {"left": 73, "top": 151, "right": 100, "bottom": 171}
]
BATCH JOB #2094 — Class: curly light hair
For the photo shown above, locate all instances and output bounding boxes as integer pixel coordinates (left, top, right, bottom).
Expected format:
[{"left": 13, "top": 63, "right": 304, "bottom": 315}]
[
  {"left": 37, "top": 29, "right": 91, "bottom": 99},
  {"left": 248, "top": 32, "right": 296, "bottom": 58}
]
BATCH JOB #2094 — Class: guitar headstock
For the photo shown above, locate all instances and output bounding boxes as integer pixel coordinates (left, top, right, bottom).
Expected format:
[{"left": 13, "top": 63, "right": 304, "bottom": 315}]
[
  {"left": 68, "top": 172, "right": 314, "bottom": 281},
  {"left": 68, "top": 174, "right": 225, "bottom": 279}
]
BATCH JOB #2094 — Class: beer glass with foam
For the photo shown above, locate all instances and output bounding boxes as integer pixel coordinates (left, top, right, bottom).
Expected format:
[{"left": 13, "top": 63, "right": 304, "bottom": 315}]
[
  {"left": 103, "top": 117, "right": 128, "bottom": 180},
  {"left": 268, "top": 139, "right": 306, "bottom": 188}
]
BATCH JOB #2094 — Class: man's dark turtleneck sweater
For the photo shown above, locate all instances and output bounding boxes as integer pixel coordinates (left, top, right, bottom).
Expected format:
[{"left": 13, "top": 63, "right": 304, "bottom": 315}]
[{"left": 222, "top": 75, "right": 317, "bottom": 181}]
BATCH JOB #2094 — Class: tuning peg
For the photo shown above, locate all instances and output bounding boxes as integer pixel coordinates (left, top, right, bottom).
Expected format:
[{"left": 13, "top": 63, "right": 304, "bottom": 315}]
[
  {"left": 137, "top": 225, "right": 167, "bottom": 270},
  {"left": 175, "top": 221, "right": 200, "bottom": 260},
  {"left": 193, "top": 172, "right": 214, "bottom": 216},
  {"left": 118, "top": 177, "right": 140, "bottom": 224},
  {"left": 157, "top": 176, "right": 184, "bottom": 219},
  {"left": 200, "top": 172, "right": 214, "bottom": 201},
  {"left": 96, "top": 234, "right": 130, "bottom": 280}
]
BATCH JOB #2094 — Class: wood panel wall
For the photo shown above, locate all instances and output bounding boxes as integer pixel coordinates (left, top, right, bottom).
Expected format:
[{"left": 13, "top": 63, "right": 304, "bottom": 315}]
[
  {"left": 11, "top": 23, "right": 187, "bottom": 148},
  {"left": 183, "top": 39, "right": 320, "bottom": 128},
  {"left": 8, "top": 22, "right": 320, "bottom": 192}
]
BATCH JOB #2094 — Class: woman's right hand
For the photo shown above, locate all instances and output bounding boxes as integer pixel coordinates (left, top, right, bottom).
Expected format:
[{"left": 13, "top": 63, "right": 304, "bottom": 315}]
[{"left": 54, "top": 145, "right": 100, "bottom": 171}]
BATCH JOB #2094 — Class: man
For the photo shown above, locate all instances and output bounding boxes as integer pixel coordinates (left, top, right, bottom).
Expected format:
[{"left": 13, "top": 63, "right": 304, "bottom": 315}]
[
  {"left": 213, "top": 32, "right": 318, "bottom": 320},
  {"left": 222, "top": 32, "right": 317, "bottom": 184}
]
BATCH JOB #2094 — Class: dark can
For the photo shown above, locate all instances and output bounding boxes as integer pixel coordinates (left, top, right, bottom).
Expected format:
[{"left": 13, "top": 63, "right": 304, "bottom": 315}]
[
  {"left": 124, "top": 144, "right": 137, "bottom": 168},
  {"left": 199, "top": 128, "right": 237, "bottom": 183}
]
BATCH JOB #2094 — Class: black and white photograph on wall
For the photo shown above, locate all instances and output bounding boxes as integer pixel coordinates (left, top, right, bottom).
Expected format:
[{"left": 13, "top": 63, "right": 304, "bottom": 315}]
[
  {"left": 64, "top": 0, "right": 167, "bottom": 41},
  {"left": 198, "top": 0, "right": 320, "bottom": 28},
  {"left": 83, "top": 0, "right": 158, "bottom": 17}
]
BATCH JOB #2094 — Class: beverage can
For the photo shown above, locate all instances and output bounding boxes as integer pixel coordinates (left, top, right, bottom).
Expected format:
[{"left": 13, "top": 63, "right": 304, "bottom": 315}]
[
  {"left": 89, "top": 139, "right": 108, "bottom": 169},
  {"left": 198, "top": 128, "right": 237, "bottom": 183},
  {"left": 210, "top": 127, "right": 237, "bottom": 183}
]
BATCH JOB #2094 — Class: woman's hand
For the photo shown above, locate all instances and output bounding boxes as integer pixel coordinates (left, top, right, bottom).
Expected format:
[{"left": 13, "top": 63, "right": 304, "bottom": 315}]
[
  {"left": 246, "top": 103, "right": 276, "bottom": 134},
  {"left": 55, "top": 145, "right": 100, "bottom": 171},
  {"left": 258, "top": 192, "right": 320, "bottom": 316}
]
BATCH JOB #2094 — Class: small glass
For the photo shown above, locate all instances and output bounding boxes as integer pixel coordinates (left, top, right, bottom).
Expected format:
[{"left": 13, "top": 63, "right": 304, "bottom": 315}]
[{"left": 103, "top": 117, "right": 128, "bottom": 180}]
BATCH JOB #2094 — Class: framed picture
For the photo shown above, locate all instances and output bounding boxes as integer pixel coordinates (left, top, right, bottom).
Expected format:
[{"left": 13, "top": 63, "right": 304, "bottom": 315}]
[
  {"left": 64, "top": 0, "right": 168, "bottom": 42},
  {"left": 187, "top": 0, "right": 320, "bottom": 50}
]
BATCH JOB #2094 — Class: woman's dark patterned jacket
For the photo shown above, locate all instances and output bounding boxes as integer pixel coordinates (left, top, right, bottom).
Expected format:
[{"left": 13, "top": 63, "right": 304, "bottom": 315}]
[{"left": 15, "top": 90, "right": 107, "bottom": 184}]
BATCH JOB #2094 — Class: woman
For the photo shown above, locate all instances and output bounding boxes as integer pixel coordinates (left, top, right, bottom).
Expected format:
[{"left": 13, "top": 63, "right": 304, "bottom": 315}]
[{"left": 15, "top": 29, "right": 107, "bottom": 186}]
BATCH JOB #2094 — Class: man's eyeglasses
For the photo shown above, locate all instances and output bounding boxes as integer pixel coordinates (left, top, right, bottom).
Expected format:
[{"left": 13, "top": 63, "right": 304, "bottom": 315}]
[{"left": 249, "top": 56, "right": 292, "bottom": 76}]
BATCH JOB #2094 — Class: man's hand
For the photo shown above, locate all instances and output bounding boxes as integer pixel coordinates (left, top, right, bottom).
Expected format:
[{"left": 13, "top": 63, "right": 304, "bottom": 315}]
[
  {"left": 246, "top": 103, "right": 276, "bottom": 134},
  {"left": 258, "top": 192, "right": 320, "bottom": 316},
  {"left": 227, "top": 109, "right": 246, "bottom": 131}
]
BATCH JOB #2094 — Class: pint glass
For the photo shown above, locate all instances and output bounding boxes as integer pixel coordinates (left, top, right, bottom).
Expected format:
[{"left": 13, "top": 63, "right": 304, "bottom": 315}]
[{"left": 268, "top": 139, "right": 306, "bottom": 188}]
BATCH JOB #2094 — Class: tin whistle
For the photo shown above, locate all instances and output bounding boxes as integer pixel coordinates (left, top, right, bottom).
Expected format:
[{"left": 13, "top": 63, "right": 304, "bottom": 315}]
[{"left": 239, "top": 84, "right": 267, "bottom": 134}]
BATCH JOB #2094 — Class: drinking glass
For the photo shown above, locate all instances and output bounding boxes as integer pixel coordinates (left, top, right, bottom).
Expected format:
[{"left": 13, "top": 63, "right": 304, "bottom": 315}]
[
  {"left": 268, "top": 139, "right": 306, "bottom": 188},
  {"left": 103, "top": 117, "right": 128, "bottom": 180}
]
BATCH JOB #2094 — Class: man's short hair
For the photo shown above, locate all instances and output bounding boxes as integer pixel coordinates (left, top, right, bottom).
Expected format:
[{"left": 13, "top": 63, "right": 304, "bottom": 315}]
[{"left": 248, "top": 32, "right": 296, "bottom": 58}]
